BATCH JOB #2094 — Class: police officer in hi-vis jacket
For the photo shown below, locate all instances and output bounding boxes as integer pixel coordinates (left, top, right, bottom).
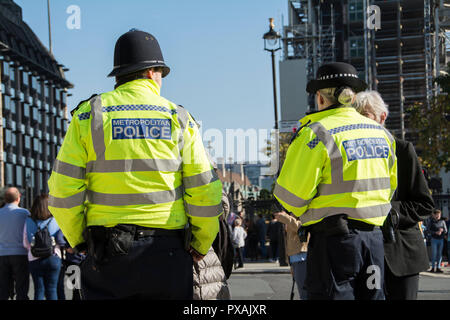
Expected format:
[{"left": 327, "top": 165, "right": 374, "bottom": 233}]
[
  {"left": 48, "top": 29, "right": 223, "bottom": 300},
  {"left": 273, "top": 62, "right": 397, "bottom": 300}
]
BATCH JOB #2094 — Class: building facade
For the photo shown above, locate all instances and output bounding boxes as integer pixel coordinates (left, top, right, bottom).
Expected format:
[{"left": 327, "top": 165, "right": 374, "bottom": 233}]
[
  {"left": 280, "top": 0, "right": 449, "bottom": 142},
  {"left": 0, "top": 0, "right": 72, "bottom": 208}
]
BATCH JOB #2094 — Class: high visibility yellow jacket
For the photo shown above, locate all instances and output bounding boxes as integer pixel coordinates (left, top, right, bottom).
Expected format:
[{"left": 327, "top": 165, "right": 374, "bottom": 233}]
[
  {"left": 274, "top": 106, "right": 397, "bottom": 227},
  {"left": 48, "top": 79, "right": 223, "bottom": 255}
]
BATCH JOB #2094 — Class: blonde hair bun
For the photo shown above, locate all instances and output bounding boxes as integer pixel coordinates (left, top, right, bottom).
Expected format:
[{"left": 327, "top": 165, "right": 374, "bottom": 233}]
[{"left": 337, "top": 87, "right": 356, "bottom": 106}]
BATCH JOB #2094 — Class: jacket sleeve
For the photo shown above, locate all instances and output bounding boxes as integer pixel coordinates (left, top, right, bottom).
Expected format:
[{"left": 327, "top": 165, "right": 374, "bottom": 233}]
[
  {"left": 391, "top": 141, "right": 434, "bottom": 229},
  {"left": 273, "top": 127, "right": 327, "bottom": 217},
  {"left": 48, "top": 109, "right": 88, "bottom": 248},
  {"left": 180, "top": 111, "right": 223, "bottom": 255},
  {"left": 276, "top": 212, "right": 301, "bottom": 234}
]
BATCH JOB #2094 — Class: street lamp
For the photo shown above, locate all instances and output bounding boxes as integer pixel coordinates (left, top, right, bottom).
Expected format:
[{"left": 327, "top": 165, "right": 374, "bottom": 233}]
[{"left": 263, "top": 18, "right": 282, "bottom": 130}]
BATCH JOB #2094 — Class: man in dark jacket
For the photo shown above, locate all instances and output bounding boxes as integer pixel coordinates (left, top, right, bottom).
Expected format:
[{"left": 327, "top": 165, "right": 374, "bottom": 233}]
[{"left": 355, "top": 91, "right": 434, "bottom": 300}]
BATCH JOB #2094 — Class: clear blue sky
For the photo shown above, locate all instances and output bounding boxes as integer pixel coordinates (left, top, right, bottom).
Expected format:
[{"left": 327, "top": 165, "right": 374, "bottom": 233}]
[{"left": 15, "top": 0, "right": 288, "bottom": 138}]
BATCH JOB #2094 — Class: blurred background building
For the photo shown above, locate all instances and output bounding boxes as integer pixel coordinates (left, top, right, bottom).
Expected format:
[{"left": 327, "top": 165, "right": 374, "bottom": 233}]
[
  {"left": 0, "top": 0, "right": 72, "bottom": 208},
  {"left": 278, "top": 0, "right": 450, "bottom": 216},
  {"left": 279, "top": 0, "right": 449, "bottom": 139}
]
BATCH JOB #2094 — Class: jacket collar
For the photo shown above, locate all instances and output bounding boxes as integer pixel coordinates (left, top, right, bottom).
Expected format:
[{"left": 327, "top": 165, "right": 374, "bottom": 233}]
[
  {"left": 115, "top": 78, "right": 161, "bottom": 96},
  {"left": 298, "top": 105, "right": 357, "bottom": 128}
]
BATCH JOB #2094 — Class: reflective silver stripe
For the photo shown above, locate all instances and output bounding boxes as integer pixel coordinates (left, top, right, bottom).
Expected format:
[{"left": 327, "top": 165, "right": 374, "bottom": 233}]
[
  {"left": 177, "top": 106, "right": 189, "bottom": 155},
  {"left": 382, "top": 127, "right": 396, "bottom": 167},
  {"left": 87, "top": 186, "right": 183, "bottom": 206},
  {"left": 52, "top": 159, "right": 86, "bottom": 180},
  {"left": 318, "top": 177, "right": 392, "bottom": 196},
  {"left": 185, "top": 202, "right": 223, "bottom": 217},
  {"left": 309, "top": 122, "right": 343, "bottom": 183},
  {"left": 273, "top": 182, "right": 312, "bottom": 208},
  {"left": 299, "top": 203, "right": 391, "bottom": 225},
  {"left": 90, "top": 95, "right": 106, "bottom": 161},
  {"left": 86, "top": 158, "right": 182, "bottom": 173},
  {"left": 183, "top": 170, "right": 218, "bottom": 189},
  {"left": 48, "top": 191, "right": 87, "bottom": 209}
]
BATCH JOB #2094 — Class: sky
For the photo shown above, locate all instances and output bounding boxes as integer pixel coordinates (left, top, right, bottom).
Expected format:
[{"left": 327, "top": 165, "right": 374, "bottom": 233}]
[{"left": 14, "top": 0, "right": 288, "bottom": 162}]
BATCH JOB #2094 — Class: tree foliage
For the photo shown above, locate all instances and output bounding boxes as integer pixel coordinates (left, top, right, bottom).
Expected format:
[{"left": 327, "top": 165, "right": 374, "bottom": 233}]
[{"left": 407, "top": 62, "right": 450, "bottom": 175}]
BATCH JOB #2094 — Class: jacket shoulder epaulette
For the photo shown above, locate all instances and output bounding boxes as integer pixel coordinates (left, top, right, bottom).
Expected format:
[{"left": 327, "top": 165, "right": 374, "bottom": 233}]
[
  {"left": 289, "top": 120, "right": 311, "bottom": 145},
  {"left": 178, "top": 104, "right": 200, "bottom": 128},
  {"left": 70, "top": 94, "right": 99, "bottom": 117}
]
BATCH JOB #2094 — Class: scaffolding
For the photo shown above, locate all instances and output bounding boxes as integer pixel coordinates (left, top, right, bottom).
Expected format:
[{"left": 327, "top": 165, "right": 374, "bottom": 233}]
[{"left": 282, "top": 0, "right": 450, "bottom": 140}]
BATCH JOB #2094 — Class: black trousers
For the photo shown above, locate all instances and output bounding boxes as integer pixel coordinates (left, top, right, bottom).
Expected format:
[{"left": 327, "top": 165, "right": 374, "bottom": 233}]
[
  {"left": 306, "top": 228, "right": 385, "bottom": 300},
  {"left": 0, "top": 255, "right": 29, "bottom": 300},
  {"left": 384, "top": 262, "right": 419, "bottom": 300},
  {"left": 80, "top": 234, "right": 193, "bottom": 300}
]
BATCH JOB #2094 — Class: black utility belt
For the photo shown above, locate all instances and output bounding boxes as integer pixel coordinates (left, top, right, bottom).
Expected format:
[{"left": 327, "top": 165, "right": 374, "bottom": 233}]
[
  {"left": 133, "top": 226, "right": 185, "bottom": 239},
  {"left": 83, "top": 224, "right": 186, "bottom": 266},
  {"left": 305, "top": 214, "right": 379, "bottom": 237},
  {"left": 111, "top": 224, "right": 185, "bottom": 240}
]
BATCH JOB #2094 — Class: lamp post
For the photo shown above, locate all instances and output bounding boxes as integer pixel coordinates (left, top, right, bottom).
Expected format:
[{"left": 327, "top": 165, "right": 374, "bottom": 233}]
[{"left": 263, "top": 18, "right": 282, "bottom": 130}]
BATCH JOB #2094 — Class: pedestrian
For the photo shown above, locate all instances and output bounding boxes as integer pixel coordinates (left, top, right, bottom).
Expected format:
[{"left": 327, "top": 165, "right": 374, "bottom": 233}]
[
  {"left": 273, "top": 62, "right": 397, "bottom": 300},
  {"left": 245, "top": 218, "right": 259, "bottom": 261},
  {"left": 212, "top": 188, "right": 235, "bottom": 280},
  {"left": 427, "top": 209, "right": 447, "bottom": 273},
  {"left": 354, "top": 90, "right": 434, "bottom": 300},
  {"left": 255, "top": 214, "right": 267, "bottom": 260},
  {"left": 193, "top": 158, "right": 231, "bottom": 300},
  {"left": 232, "top": 219, "right": 247, "bottom": 269},
  {"left": 446, "top": 217, "right": 450, "bottom": 267},
  {"left": 192, "top": 245, "right": 231, "bottom": 300},
  {"left": 0, "top": 187, "right": 30, "bottom": 300},
  {"left": 23, "top": 194, "right": 66, "bottom": 300},
  {"left": 266, "top": 216, "right": 282, "bottom": 262},
  {"left": 273, "top": 211, "right": 308, "bottom": 300},
  {"left": 47, "top": 29, "right": 223, "bottom": 300},
  {"left": 58, "top": 237, "right": 86, "bottom": 300}
]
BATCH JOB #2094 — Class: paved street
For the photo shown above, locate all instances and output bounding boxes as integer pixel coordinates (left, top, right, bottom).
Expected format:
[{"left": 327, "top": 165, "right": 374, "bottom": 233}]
[
  {"left": 25, "top": 261, "right": 450, "bottom": 300},
  {"left": 227, "top": 261, "right": 450, "bottom": 300}
]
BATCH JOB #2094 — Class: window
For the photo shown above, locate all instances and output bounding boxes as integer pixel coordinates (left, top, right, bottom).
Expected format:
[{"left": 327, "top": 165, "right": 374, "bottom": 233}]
[
  {"left": 350, "top": 37, "right": 365, "bottom": 57},
  {"left": 349, "top": 0, "right": 364, "bottom": 22},
  {"left": 10, "top": 100, "right": 16, "bottom": 114},
  {"left": 5, "top": 129, "right": 11, "bottom": 145},
  {"left": 24, "top": 136, "right": 31, "bottom": 150},
  {"left": 3, "top": 95, "right": 11, "bottom": 112},
  {"left": 10, "top": 67, "right": 15, "bottom": 82},
  {"left": 5, "top": 163, "right": 13, "bottom": 185},
  {"left": 33, "top": 138, "right": 39, "bottom": 152},
  {"left": 22, "top": 72, "right": 29, "bottom": 86},
  {"left": 45, "top": 85, "right": 51, "bottom": 101},
  {"left": 23, "top": 103, "right": 30, "bottom": 118},
  {"left": 2, "top": 61, "right": 10, "bottom": 78},
  {"left": 16, "top": 166, "right": 23, "bottom": 187},
  {"left": 55, "top": 116, "right": 61, "bottom": 130},
  {"left": 31, "top": 76, "right": 38, "bottom": 91},
  {"left": 25, "top": 168, "right": 32, "bottom": 185},
  {"left": 37, "top": 81, "right": 42, "bottom": 95}
]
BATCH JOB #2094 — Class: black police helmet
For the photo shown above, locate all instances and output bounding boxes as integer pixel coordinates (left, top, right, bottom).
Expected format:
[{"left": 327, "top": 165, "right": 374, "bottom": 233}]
[
  {"left": 306, "top": 62, "right": 367, "bottom": 94},
  {"left": 108, "top": 29, "right": 170, "bottom": 78}
]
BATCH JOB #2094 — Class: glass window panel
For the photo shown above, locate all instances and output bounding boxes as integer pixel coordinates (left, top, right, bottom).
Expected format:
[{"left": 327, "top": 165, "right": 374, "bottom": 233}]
[
  {"left": 10, "top": 67, "right": 15, "bottom": 82},
  {"left": 6, "top": 163, "right": 13, "bottom": 185},
  {"left": 25, "top": 136, "right": 30, "bottom": 149},
  {"left": 23, "top": 103, "right": 30, "bottom": 118},
  {"left": 5, "top": 129, "right": 11, "bottom": 144},
  {"left": 16, "top": 166, "right": 23, "bottom": 187},
  {"left": 33, "top": 138, "right": 39, "bottom": 152}
]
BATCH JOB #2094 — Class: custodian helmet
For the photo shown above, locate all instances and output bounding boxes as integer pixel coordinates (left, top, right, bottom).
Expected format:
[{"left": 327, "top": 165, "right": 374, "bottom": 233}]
[{"left": 107, "top": 29, "right": 170, "bottom": 78}]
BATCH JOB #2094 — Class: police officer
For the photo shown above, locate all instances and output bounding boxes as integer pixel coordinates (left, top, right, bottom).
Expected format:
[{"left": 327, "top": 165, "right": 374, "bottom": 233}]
[
  {"left": 48, "top": 29, "right": 223, "bottom": 299},
  {"left": 273, "top": 62, "right": 397, "bottom": 300}
]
